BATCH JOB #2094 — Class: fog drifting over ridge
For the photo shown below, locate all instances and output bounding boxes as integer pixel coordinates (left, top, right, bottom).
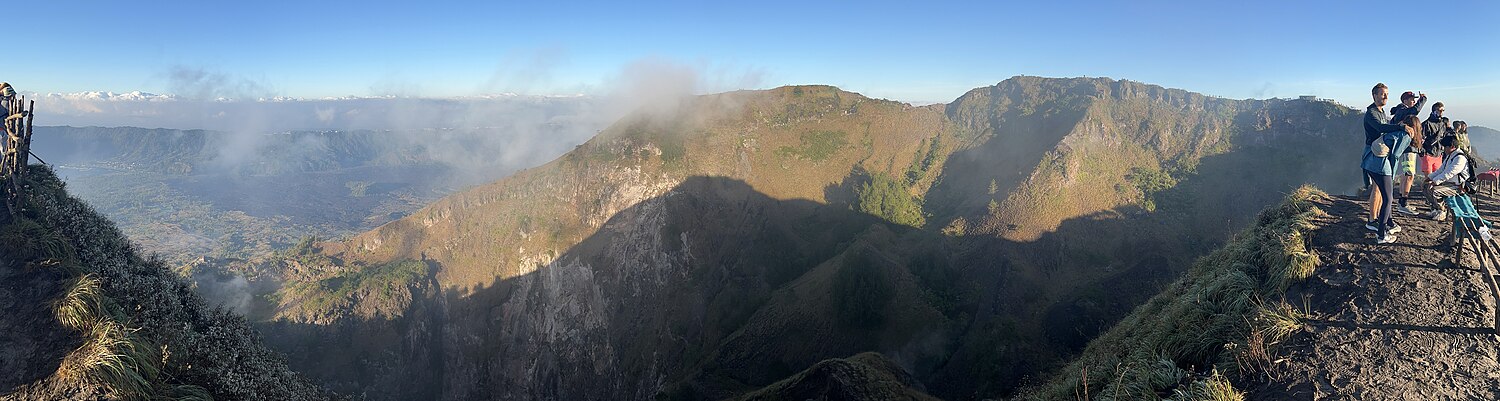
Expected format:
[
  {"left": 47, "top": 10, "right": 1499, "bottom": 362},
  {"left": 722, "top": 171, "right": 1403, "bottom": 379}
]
[{"left": 28, "top": 59, "right": 766, "bottom": 186}]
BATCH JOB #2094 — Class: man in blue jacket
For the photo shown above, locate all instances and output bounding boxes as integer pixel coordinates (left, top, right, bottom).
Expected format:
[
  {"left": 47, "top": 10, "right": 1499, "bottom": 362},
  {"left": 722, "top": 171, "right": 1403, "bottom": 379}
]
[{"left": 1363, "top": 83, "right": 1406, "bottom": 193}]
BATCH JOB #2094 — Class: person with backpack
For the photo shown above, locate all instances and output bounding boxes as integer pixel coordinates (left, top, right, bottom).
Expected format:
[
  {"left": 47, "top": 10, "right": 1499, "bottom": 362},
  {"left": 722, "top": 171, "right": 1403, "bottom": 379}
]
[
  {"left": 1424, "top": 135, "right": 1471, "bottom": 221},
  {"left": 1364, "top": 115, "right": 1418, "bottom": 244},
  {"left": 1363, "top": 83, "right": 1407, "bottom": 193},
  {"left": 1391, "top": 91, "right": 1427, "bottom": 215}
]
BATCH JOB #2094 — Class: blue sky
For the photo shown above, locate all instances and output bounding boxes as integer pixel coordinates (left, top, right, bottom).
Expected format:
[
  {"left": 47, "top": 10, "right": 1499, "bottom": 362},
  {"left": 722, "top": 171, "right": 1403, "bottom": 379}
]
[{"left": 10, "top": 0, "right": 1500, "bottom": 125}]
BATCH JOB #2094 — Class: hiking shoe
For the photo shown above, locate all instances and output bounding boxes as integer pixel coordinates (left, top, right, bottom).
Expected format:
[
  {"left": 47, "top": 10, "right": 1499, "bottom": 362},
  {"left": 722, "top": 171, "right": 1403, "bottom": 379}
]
[
  {"left": 1429, "top": 210, "right": 1447, "bottom": 221},
  {"left": 1395, "top": 205, "right": 1417, "bottom": 216},
  {"left": 1389, "top": 224, "right": 1403, "bottom": 234},
  {"left": 1377, "top": 234, "right": 1398, "bottom": 244}
]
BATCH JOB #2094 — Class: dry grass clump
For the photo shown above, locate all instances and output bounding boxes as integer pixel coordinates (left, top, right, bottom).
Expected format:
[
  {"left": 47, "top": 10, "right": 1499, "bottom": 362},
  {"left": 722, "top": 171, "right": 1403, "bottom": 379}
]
[
  {"left": 55, "top": 274, "right": 114, "bottom": 330},
  {"left": 1254, "top": 301, "right": 1306, "bottom": 345},
  {"left": 1169, "top": 370, "right": 1244, "bottom": 401},
  {"left": 56, "top": 319, "right": 160, "bottom": 400}
]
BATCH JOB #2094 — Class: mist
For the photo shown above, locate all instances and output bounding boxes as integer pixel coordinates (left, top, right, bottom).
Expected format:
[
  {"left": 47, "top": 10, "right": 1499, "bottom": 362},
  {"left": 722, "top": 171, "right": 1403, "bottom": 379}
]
[{"left": 30, "top": 58, "right": 763, "bottom": 185}]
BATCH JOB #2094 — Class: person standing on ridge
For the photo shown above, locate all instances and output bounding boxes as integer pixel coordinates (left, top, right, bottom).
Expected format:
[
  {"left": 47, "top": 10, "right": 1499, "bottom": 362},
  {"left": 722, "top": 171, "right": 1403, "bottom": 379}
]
[
  {"left": 1452, "top": 120, "right": 1470, "bottom": 154},
  {"left": 1421, "top": 102, "right": 1451, "bottom": 179},
  {"left": 1364, "top": 115, "right": 1417, "bottom": 244},
  {"left": 0, "top": 83, "right": 12, "bottom": 159},
  {"left": 1390, "top": 90, "right": 1427, "bottom": 216},
  {"left": 1424, "top": 135, "right": 1470, "bottom": 222},
  {"left": 1363, "top": 83, "right": 1406, "bottom": 194}
]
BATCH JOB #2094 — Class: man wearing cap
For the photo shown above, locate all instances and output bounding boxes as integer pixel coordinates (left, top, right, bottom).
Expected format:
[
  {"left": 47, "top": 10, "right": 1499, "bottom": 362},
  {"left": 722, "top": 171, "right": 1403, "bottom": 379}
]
[{"left": 1390, "top": 90, "right": 1427, "bottom": 215}]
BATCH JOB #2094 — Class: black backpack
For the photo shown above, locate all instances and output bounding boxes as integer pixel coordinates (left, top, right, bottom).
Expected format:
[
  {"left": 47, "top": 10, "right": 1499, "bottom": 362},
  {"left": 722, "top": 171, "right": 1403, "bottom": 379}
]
[{"left": 1454, "top": 150, "right": 1479, "bottom": 194}]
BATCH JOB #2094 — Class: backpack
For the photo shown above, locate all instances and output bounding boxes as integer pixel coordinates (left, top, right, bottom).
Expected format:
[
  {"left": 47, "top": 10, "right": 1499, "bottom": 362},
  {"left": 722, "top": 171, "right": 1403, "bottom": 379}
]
[{"left": 1456, "top": 150, "right": 1479, "bottom": 194}]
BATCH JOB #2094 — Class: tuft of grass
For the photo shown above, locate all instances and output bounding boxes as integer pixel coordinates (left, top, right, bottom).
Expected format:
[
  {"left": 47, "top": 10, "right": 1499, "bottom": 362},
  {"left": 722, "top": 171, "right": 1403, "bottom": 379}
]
[
  {"left": 57, "top": 320, "right": 161, "bottom": 400},
  {"left": 0, "top": 216, "right": 78, "bottom": 273},
  {"left": 55, "top": 274, "right": 114, "bottom": 331},
  {"left": 167, "top": 384, "right": 215, "bottom": 401},
  {"left": 1254, "top": 301, "right": 1305, "bottom": 345},
  {"left": 1273, "top": 249, "right": 1319, "bottom": 290},
  {"left": 1169, "top": 370, "right": 1244, "bottom": 401}
]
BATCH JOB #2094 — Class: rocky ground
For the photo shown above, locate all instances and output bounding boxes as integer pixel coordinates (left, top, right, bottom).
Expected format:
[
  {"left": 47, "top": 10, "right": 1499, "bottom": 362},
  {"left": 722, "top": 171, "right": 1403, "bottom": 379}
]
[
  {"left": 0, "top": 259, "right": 96, "bottom": 398},
  {"left": 1247, "top": 191, "right": 1500, "bottom": 400}
]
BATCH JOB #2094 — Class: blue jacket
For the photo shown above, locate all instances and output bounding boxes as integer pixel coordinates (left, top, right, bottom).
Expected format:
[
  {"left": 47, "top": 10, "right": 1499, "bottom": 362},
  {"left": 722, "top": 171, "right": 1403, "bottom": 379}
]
[{"left": 1363, "top": 130, "right": 1411, "bottom": 176}]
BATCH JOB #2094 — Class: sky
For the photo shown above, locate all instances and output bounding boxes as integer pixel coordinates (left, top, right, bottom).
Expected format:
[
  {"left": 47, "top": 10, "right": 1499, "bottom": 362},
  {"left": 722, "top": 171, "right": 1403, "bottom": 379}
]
[{"left": 8, "top": 0, "right": 1500, "bottom": 126}]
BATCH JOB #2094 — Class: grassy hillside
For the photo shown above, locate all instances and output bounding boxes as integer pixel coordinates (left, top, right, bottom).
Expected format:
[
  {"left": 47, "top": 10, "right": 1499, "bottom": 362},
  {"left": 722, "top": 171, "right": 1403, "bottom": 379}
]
[
  {"left": 1017, "top": 186, "right": 1325, "bottom": 400},
  {"left": 0, "top": 165, "right": 334, "bottom": 400}
]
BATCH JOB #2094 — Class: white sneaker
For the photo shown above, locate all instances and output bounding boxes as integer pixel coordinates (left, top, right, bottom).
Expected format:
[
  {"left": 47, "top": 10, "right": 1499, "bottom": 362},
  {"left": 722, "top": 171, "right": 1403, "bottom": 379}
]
[
  {"left": 1377, "top": 234, "right": 1397, "bottom": 244},
  {"left": 1389, "top": 224, "right": 1403, "bottom": 234},
  {"left": 1429, "top": 210, "right": 1447, "bottom": 221},
  {"left": 1395, "top": 205, "right": 1417, "bottom": 216}
]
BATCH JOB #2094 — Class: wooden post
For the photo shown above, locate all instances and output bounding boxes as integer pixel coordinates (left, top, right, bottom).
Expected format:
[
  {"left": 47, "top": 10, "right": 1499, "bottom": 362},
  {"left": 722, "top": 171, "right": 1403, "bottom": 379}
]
[
  {"left": 1461, "top": 215, "right": 1500, "bottom": 334},
  {"left": 19, "top": 98, "right": 31, "bottom": 180}
]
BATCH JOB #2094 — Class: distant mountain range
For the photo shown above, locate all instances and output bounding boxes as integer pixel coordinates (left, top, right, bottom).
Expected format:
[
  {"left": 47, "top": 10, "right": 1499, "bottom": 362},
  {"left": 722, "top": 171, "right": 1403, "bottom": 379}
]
[
  {"left": 224, "top": 76, "right": 1367, "bottom": 400},
  {"left": 1465, "top": 125, "right": 1500, "bottom": 164}
]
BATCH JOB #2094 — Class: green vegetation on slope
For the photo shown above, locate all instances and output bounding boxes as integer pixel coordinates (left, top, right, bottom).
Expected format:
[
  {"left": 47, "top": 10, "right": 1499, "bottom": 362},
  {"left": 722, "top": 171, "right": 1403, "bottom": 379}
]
[
  {"left": 1019, "top": 186, "right": 1326, "bottom": 400},
  {"left": 855, "top": 172, "right": 926, "bottom": 227},
  {"left": 776, "top": 130, "right": 849, "bottom": 162},
  {"left": 279, "top": 259, "right": 428, "bottom": 320}
]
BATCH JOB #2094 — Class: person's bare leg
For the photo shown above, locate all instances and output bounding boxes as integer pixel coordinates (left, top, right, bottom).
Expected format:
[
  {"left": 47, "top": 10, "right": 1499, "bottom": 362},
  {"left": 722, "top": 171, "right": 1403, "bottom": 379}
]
[{"left": 1368, "top": 185, "right": 1382, "bottom": 221}]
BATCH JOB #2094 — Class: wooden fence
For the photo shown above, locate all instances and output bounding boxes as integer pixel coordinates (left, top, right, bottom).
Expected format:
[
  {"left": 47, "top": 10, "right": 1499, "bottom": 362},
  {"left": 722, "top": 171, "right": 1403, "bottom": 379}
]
[{"left": 1, "top": 94, "right": 35, "bottom": 222}]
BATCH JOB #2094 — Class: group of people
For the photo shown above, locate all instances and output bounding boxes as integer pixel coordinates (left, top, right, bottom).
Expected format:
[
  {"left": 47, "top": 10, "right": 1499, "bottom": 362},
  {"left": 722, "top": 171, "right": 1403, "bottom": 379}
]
[{"left": 1362, "top": 82, "right": 1475, "bottom": 244}]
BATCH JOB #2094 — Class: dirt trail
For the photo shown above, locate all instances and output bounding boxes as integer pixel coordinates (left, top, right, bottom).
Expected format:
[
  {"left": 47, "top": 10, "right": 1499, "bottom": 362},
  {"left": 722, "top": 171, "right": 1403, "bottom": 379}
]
[{"left": 1248, "top": 193, "right": 1500, "bottom": 400}]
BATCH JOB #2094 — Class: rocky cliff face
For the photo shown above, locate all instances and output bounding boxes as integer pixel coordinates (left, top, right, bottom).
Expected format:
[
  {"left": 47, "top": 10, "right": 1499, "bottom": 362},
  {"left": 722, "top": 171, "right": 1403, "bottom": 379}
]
[{"left": 252, "top": 77, "right": 1367, "bottom": 400}]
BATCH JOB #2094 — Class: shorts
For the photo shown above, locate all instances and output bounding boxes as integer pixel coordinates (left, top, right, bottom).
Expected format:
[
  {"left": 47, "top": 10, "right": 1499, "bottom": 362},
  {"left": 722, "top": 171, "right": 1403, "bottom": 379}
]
[
  {"left": 1400, "top": 153, "right": 1417, "bottom": 176},
  {"left": 1420, "top": 155, "right": 1442, "bottom": 175}
]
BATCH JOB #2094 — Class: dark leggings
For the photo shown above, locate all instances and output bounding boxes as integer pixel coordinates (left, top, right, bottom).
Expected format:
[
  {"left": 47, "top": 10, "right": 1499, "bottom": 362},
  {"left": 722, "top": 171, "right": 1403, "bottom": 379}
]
[{"left": 1367, "top": 170, "right": 1394, "bottom": 238}]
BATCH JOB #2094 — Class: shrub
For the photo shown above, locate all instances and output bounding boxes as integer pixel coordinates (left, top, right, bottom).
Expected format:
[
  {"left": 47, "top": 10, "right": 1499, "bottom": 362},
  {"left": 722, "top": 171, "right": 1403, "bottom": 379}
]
[{"left": 855, "top": 172, "right": 925, "bottom": 227}]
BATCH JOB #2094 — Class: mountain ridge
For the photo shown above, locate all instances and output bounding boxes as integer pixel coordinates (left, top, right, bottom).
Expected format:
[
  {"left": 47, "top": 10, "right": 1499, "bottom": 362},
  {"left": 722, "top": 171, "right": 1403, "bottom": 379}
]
[{"left": 229, "top": 76, "right": 1367, "bottom": 399}]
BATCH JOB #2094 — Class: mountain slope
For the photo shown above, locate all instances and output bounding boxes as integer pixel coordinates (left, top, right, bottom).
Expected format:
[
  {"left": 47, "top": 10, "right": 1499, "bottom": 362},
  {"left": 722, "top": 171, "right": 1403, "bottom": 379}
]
[
  {"left": 250, "top": 77, "right": 1368, "bottom": 400},
  {"left": 1022, "top": 188, "right": 1500, "bottom": 399},
  {"left": 0, "top": 166, "right": 334, "bottom": 400}
]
